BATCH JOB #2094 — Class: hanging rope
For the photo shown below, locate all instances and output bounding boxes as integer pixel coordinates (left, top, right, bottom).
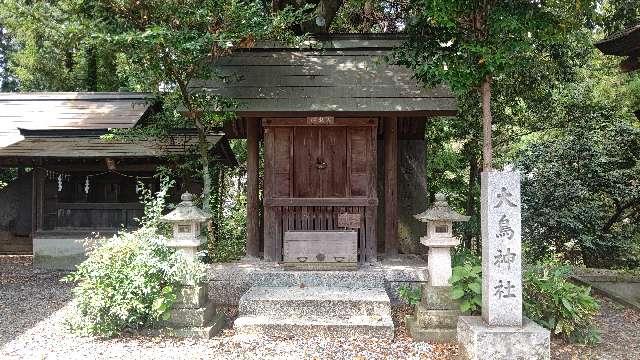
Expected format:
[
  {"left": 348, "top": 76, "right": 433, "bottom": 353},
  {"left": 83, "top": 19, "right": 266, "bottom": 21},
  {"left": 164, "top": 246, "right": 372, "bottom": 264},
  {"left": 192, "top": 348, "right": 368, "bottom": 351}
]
[{"left": 38, "top": 167, "right": 157, "bottom": 193}]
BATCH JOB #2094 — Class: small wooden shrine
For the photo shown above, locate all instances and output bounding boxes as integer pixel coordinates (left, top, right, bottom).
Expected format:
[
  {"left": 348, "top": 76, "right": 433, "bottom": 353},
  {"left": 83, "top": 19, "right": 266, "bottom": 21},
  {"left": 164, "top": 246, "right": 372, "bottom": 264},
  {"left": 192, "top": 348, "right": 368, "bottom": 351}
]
[{"left": 198, "top": 34, "right": 457, "bottom": 266}]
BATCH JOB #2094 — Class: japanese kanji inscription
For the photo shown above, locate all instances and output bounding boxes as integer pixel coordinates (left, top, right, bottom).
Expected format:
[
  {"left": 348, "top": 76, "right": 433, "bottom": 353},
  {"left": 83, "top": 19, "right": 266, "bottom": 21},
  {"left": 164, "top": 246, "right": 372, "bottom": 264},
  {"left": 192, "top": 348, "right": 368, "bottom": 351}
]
[{"left": 481, "top": 171, "right": 523, "bottom": 327}]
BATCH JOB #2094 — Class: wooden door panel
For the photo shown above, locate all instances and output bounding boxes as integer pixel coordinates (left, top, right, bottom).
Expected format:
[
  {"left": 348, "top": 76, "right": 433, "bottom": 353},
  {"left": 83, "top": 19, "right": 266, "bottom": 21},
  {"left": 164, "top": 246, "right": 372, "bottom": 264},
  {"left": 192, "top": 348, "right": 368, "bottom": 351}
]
[
  {"left": 293, "top": 127, "right": 321, "bottom": 197},
  {"left": 348, "top": 127, "right": 371, "bottom": 197},
  {"left": 273, "top": 127, "right": 292, "bottom": 197},
  {"left": 321, "top": 127, "right": 347, "bottom": 197}
]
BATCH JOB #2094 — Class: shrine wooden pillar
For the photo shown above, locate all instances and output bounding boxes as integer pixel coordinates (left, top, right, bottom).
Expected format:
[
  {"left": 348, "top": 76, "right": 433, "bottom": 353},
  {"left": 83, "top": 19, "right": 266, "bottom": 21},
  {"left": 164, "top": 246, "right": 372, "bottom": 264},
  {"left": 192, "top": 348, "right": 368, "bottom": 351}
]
[
  {"left": 384, "top": 116, "right": 399, "bottom": 256},
  {"left": 246, "top": 118, "right": 260, "bottom": 258}
]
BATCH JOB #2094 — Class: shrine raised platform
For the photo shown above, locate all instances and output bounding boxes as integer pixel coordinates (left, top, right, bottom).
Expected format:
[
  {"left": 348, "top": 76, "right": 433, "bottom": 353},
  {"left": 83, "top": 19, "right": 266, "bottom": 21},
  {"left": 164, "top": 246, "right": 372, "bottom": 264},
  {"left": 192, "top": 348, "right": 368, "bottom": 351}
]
[{"left": 206, "top": 254, "right": 429, "bottom": 306}]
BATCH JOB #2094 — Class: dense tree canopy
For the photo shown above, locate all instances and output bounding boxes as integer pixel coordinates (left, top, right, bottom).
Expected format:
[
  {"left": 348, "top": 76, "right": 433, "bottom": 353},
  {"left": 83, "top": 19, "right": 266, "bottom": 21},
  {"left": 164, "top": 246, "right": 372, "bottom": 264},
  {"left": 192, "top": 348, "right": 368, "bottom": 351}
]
[{"left": 0, "top": 0, "right": 638, "bottom": 267}]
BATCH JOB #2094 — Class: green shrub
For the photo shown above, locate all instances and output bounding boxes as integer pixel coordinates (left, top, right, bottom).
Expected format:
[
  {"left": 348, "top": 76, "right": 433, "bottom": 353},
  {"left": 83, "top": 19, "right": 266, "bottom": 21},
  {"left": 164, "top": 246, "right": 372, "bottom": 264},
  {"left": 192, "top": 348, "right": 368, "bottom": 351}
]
[
  {"left": 397, "top": 284, "right": 422, "bottom": 306},
  {"left": 449, "top": 249, "right": 600, "bottom": 344},
  {"left": 449, "top": 247, "right": 482, "bottom": 314},
  {"left": 523, "top": 261, "right": 601, "bottom": 344},
  {"left": 208, "top": 192, "right": 247, "bottom": 262},
  {"left": 449, "top": 262, "right": 482, "bottom": 314},
  {"left": 64, "top": 177, "right": 206, "bottom": 337}
]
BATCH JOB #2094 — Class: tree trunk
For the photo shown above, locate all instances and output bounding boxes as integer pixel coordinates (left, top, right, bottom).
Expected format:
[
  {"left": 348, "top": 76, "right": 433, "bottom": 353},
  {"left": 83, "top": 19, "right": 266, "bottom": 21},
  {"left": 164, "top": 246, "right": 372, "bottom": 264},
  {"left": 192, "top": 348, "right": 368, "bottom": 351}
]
[
  {"left": 464, "top": 153, "right": 478, "bottom": 249},
  {"left": 197, "top": 129, "right": 212, "bottom": 212},
  {"left": 481, "top": 75, "right": 493, "bottom": 171},
  {"left": 85, "top": 47, "right": 97, "bottom": 91}
]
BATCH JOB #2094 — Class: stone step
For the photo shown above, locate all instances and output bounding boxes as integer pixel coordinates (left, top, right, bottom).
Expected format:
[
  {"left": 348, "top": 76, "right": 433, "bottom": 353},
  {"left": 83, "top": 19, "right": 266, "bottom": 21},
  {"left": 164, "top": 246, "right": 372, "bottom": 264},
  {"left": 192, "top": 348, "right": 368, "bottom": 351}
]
[
  {"left": 243, "top": 271, "right": 386, "bottom": 289},
  {"left": 238, "top": 286, "right": 391, "bottom": 319},
  {"left": 234, "top": 314, "right": 394, "bottom": 339},
  {"left": 163, "top": 301, "right": 216, "bottom": 327}
]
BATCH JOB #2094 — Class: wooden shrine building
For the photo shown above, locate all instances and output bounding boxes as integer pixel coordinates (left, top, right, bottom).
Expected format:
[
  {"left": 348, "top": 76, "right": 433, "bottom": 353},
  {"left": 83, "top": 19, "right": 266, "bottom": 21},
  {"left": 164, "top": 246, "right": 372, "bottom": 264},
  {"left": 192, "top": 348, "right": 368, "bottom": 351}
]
[
  {"left": 596, "top": 24, "right": 640, "bottom": 120},
  {"left": 0, "top": 93, "right": 235, "bottom": 265},
  {"left": 196, "top": 34, "right": 457, "bottom": 267}
]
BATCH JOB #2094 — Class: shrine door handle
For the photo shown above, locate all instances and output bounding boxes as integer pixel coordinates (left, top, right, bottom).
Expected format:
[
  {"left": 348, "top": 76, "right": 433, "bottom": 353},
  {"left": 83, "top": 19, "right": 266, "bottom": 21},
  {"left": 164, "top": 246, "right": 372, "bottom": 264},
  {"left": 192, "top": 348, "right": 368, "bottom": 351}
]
[{"left": 315, "top": 158, "right": 327, "bottom": 170}]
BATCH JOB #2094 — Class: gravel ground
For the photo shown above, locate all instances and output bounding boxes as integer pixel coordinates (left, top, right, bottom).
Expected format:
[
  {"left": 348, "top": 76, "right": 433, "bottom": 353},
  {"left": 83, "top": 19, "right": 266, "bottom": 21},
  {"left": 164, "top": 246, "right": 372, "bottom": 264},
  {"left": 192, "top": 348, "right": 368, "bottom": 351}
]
[
  {"left": 2, "top": 256, "right": 638, "bottom": 359},
  {"left": 0, "top": 256, "right": 444, "bottom": 360}
]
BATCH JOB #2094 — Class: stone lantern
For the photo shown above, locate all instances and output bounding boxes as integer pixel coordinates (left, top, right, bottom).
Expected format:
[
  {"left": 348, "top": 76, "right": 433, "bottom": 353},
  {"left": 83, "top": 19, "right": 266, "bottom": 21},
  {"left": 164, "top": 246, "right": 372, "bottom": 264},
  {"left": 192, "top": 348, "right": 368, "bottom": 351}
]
[
  {"left": 160, "top": 192, "right": 211, "bottom": 259},
  {"left": 407, "top": 193, "right": 470, "bottom": 343},
  {"left": 414, "top": 193, "right": 470, "bottom": 287},
  {"left": 155, "top": 192, "right": 224, "bottom": 339}
]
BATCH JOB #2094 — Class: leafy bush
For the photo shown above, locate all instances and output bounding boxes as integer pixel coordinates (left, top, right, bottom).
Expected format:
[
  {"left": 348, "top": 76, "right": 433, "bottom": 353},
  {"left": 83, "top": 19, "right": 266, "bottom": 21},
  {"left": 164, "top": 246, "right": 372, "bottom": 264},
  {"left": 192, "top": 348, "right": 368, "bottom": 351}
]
[
  {"left": 523, "top": 261, "right": 601, "bottom": 344},
  {"left": 449, "top": 247, "right": 482, "bottom": 314},
  {"left": 397, "top": 285, "right": 422, "bottom": 306},
  {"left": 449, "top": 263, "right": 482, "bottom": 314},
  {"left": 64, "top": 178, "right": 206, "bottom": 337},
  {"left": 208, "top": 189, "right": 247, "bottom": 262},
  {"left": 449, "top": 249, "right": 600, "bottom": 343},
  {"left": 516, "top": 106, "right": 640, "bottom": 268}
]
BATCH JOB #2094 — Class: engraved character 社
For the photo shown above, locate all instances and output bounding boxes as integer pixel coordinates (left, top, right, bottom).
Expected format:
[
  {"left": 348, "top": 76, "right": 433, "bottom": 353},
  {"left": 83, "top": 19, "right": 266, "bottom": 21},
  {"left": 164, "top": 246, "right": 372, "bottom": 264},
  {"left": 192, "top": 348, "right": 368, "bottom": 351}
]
[{"left": 494, "top": 280, "right": 516, "bottom": 299}]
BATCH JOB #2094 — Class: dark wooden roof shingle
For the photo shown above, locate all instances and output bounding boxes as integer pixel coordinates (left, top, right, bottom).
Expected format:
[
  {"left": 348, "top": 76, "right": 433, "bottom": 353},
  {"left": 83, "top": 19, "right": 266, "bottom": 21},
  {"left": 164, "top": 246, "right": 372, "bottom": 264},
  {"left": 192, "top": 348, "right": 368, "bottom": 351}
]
[
  {"left": 0, "top": 133, "right": 224, "bottom": 159},
  {"left": 0, "top": 92, "right": 152, "bottom": 147},
  {"left": 191, "top": 47, "right": 456, "bottom": 115}
]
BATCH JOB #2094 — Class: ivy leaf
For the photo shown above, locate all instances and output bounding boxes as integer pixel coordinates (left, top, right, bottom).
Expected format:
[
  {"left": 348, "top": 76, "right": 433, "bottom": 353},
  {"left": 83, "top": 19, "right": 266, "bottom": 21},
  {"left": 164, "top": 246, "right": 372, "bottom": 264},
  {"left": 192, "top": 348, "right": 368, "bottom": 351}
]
[
  {"left": 451, "top": 288, "right": 465, "bottom": 300},
  {"left": 469, "top": 282, "right": 482, "bottom": 294}
]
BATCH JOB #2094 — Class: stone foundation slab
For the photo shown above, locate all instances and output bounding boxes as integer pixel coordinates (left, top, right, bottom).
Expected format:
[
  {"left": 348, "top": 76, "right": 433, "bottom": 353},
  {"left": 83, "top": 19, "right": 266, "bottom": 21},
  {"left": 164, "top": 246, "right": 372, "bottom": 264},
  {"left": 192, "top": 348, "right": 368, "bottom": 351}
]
[{"left": 457, "top": 316, "right": 550, "bottom": 360}]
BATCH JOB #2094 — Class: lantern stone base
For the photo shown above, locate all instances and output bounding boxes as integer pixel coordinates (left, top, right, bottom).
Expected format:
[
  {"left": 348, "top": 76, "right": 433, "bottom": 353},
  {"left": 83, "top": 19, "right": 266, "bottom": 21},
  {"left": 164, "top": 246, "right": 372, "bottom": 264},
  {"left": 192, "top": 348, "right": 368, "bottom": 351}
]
[
  {"left": 155, "top": 283, "right": 225, "bottom": 339},
  {"left": 457, "top": 316, "right": 550, "bottom": 360},
  {"left": 407, "top": 285, "right": 462, "bottom": 343},
  {"left": 406, "top": 316, "right": 457, "bottom": 343}
]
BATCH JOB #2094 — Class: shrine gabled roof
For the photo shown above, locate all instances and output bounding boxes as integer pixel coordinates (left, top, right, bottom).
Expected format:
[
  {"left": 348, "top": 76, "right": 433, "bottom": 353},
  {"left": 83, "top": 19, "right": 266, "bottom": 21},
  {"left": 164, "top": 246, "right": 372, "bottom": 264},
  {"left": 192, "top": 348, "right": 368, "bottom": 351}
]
[
  {"left": 190, "top": 34, "right": 456, "bottom": 116},
  {"left": 0, "top": 130, "right": 225, "bottom": 160},
  {"left": 595, "top": 24, "right": 640, "bottom": 73},
  {"left": 0, "top": 92, "right": 153, "bottom": 148},
  {"left": 595, "top": 24, "right": 640, "bottom": 56}
]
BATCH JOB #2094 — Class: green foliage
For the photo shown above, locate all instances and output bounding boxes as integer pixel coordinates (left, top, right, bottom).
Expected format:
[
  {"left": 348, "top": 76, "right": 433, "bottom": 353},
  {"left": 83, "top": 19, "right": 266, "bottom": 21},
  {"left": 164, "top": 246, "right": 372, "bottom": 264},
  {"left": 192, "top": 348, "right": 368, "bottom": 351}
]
[
  {"left": 64, "top": 177, "right": 206, "bottom": 337},
  {"left": 600, "top": 0, "right": 640, "bottom": 34},
  {"left": 0, "top": 1, "right": 122, "bottom": 91},
  {"left": 208, "top": 177, "right": 247, "bottom": 262},
  {"left": 523, "top": 260, "right": 601, "bottom": 344},
  {"left": 449, "top": 250, "right": 482, "bottom": 314},
  {"left": 136, "top": 175, "right": 174, "bottom": 234},
  {"left": 397, "top": 284, "right": 422, "bottom": 306},
  {"left": 397, "top": 0, "right": 595, "bottom": 94},
  {"left": 515, "top": 81, "right": 640, "bottom": 268},
  {"left": 450, "top": 251, "right": 601, "bottom": 344}
]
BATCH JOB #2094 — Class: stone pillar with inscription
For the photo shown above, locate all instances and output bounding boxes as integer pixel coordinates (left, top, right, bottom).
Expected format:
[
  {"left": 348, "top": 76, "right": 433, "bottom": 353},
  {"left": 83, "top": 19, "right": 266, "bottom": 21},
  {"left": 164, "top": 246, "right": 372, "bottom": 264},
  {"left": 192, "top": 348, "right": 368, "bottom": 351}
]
[{"left": 457, "top": 171, "right": 550, "bottom": 359}]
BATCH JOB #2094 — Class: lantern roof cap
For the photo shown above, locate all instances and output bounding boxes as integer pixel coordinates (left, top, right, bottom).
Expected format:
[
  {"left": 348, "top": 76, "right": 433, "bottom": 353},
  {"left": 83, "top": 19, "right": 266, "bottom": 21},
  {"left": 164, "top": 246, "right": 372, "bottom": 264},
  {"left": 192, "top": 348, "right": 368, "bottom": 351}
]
[
  {"left": 414, "top": 193, "right": 470, "bottom": 222},
  {"left": 161, "top": 192, "right": 211, "bottom": 222}
]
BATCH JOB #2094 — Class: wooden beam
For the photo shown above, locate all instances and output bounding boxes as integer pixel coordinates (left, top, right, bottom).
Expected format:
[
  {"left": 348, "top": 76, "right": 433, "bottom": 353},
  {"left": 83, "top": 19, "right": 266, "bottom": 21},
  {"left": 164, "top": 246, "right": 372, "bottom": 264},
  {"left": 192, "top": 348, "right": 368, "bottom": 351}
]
[
  {"left": 264, "top": 197, "right": 378, "bottom": 207},
  {"left": 246, "top": 118, "right": 260, "bottom": 258},
  {"left": 262, "top": 125, "right": 277, "bottom": 261},
  {"left": 31, "top": 169, "right": 37, "bottom": 234},
  {"left": 36, "top": 168, "right": 44, "bottom": 232},
  {"left": 384, "top": 116, "right": 399, "bottom": 257}
]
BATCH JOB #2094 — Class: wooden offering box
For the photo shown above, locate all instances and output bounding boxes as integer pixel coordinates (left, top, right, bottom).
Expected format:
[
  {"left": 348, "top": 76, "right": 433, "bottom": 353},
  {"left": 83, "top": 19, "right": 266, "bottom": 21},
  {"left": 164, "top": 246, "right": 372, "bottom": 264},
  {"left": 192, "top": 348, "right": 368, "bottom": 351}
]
[{"left": 283, "top": 230, "right": 358, "bottom": 270}]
